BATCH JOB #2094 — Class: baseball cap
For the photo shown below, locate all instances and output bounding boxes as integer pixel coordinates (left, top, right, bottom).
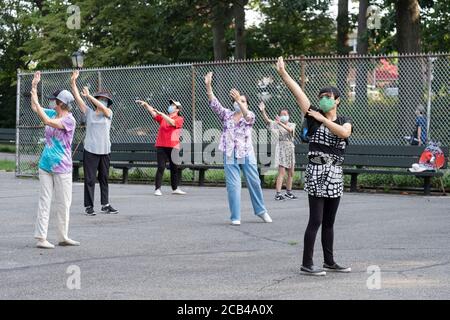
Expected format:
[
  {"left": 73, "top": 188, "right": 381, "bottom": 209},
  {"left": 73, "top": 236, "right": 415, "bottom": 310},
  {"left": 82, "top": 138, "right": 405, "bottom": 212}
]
[
  {"left": 169, "top": 99, "right": 182, "bottom": 109},
  {"left": 46, "top": 90, "right": 75, "bottom": 105}
]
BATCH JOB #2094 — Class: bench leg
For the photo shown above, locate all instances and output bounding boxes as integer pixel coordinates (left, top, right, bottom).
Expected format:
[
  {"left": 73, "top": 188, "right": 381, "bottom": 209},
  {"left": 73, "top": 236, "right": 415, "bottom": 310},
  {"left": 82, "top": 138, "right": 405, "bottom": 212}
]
[
  {"left": 423, "top": 176, "right": 431, "bottom": 196},
  {"left": 198, "top": 169, "right": 205, "bottom": 186},
  {"left": 350, "top": 173, "right": 358, "bottom": 192},
  {"left": 72, "top": 166, "right": 79, "bottom": 182},
  {"left": 122, "top": 168, "right": 129, "bottom": 184}
]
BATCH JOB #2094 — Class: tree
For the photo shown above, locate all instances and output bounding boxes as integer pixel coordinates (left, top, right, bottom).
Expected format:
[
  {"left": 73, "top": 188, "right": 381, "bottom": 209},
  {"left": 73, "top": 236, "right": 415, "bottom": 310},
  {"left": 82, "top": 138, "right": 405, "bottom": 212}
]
[
  {"left": 233, "top": 0, "right": 248, "bottom": 60},
  {"left": 0, "top": 1, "right": 35, "bottom": 128},
  {"left": 396, "top": 0, "right": 421, "bottom": 53},
  {"left": 247, "top": 0, "right": 335, "bottom": 57},
  {"left": 209, "top": 0, "right": 233, "bottom": 60},
  {"left": 336, "top": 0, "right": 350, "bottom": 99},
  {"left": 355, "top": 0, "right": 369, "bottom": 108}
]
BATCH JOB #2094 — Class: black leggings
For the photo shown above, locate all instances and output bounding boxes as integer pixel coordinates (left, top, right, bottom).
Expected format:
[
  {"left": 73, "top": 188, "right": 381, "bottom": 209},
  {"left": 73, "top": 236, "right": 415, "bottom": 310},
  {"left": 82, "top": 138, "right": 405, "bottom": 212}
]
[
  {"left": 302, "top": 195, "right": 341, "bottom": 267},
  {"left": 155, "top": 147, "right": 179, "bottom": 191},
  {"left": 83, "top": 150, "right": 110, "bottom": 207}
]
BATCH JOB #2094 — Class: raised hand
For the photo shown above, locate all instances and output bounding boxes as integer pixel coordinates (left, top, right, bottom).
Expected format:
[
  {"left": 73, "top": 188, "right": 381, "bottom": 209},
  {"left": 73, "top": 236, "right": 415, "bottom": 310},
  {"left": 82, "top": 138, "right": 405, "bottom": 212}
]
[
  {"left": 205, "top": 72, "right": 213, "bottom": 86},
  {"left": 276, "top": 56, "right": 286, "bottom": 74},
  {"left": 275, "top": 115, "right": 281, "bottom": 124},
  {"left": 229, "top": 89, "right": 241, "bottom": 102},
  {"left": 307, "top": 109, "right": 327, "bottom": 123},
  {"left": 71, "top": 70, "right": 79, "bottom": 83},
  {"left": 136, "top": 100, "right": 154, "bottom": 111},
  {"left": 32, "top": 71, "right": 41, "bottom": 88},
  {"left": 81, "top": 86, "right": 90, "bottom": 97},
  {"left": 259, "top": 101, "right": 266, "bottom": 111}
]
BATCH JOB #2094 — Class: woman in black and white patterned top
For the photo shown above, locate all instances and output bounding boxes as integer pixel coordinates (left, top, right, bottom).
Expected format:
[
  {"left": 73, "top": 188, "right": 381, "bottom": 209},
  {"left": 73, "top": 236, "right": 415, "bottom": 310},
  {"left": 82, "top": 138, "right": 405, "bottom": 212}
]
[{"left": 276, "top": 57, "right": 353, "bottom": 276}]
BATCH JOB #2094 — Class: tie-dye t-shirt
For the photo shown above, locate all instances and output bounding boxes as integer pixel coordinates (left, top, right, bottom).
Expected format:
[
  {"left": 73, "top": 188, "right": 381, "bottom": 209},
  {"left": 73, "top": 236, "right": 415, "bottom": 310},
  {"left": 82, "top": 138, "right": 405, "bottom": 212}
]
[{"left": 38, "top": 109, "right": 76, "bottom": 174}]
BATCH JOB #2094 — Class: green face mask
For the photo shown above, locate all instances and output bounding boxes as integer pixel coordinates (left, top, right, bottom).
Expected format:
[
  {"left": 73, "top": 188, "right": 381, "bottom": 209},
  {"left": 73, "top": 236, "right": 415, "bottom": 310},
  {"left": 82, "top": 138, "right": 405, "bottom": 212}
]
[{"left": 319, "top": 96, "right": 335, "bottom": 113}]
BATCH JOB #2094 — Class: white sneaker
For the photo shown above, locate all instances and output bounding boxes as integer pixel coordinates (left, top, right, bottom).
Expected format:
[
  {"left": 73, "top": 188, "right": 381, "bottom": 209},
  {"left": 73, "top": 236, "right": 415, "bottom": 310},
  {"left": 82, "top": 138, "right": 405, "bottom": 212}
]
[
  {"left": 36, "top": 239, "right": 55, "bottom": 249},
  {"left": 172, "top": 188, "right": 186, "bottom": 195},
  {"left": 258, "top": 212, "right": 273, "bottom": 223},
  {"left": 154, "top": 189, "right": 162, "bottom": 196},
  {"left": 58, "top": 239, "right": 80, "bottom": 246},
  {"left": 230, "top": 220, "right": 241, "bottom": 226}
]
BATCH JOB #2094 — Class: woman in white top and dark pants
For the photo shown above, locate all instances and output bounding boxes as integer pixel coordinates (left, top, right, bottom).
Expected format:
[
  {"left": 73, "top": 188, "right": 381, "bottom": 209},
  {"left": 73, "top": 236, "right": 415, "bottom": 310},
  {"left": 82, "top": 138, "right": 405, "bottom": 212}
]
[{"left": 71, "top": 70, "right": 118, "bottom": 216}]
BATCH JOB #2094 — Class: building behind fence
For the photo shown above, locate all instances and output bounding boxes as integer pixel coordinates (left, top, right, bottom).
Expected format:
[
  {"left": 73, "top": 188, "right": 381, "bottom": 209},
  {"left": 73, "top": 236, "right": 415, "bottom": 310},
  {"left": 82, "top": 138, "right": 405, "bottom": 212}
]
[{"left": 16, "top": 53, "right": 450, "bottom": 177}]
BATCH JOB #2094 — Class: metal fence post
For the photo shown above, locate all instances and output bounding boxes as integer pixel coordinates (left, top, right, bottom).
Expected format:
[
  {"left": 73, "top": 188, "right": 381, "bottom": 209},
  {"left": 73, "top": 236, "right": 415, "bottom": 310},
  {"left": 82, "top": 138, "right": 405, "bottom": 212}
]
[
  {"left": 98, "top": 70, "right": 103, "bottom": 91},
  {"left": 15, "top": 70, "right": 21, "bottom": 176},
  {"left": 191, "top": 65, "right": 196, "bottom": 143},
  {"left": 425, "top": 56, "right": 433, "bottom": 143}
]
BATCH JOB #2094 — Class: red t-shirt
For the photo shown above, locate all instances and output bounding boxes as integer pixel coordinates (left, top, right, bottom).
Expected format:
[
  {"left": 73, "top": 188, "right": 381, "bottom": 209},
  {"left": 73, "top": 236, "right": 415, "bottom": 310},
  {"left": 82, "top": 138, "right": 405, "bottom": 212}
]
[{"left": 154, "top": 114, "right": 184, "bottom": 149}]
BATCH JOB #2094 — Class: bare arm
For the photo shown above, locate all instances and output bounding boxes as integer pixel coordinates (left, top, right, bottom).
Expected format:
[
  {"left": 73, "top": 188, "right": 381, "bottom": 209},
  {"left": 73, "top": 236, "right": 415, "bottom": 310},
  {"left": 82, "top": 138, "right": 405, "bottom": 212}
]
[
  {"left": 276, "top": 57, "right": 311, "bottom": 115},
  {"left": 136, "top": 100, "right": 158, "bottom": 118},
  {"left": 81, "top": 87, "right": 112, "bottom": 118},
  {"left": 276, "top": 119, "right": 295, "bottom": 134},
  {"left": 205, "top": 72, "right": 215, "bottom": 101},
  {"left": 70, "top": 70, "right": 88, "bottom": 114},
  {"left": 205, "top": 72, "right": 229, "bottom": 121},
  {"left": 307, "top": 109, "right": 352, "bottom": 138},
  {"left": 30, "top": 71, "right": 65, "bottom": 129},
  {"left": 156, "top": 111, "right": 176, "bottom": 127},
  {"left": 258, "top": 102, "right": 272, "bottom": 124}
]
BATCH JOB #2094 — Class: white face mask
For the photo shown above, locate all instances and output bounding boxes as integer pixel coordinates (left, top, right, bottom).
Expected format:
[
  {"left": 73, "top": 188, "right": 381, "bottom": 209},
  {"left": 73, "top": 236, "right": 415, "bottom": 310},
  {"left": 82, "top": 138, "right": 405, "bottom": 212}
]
[
  {"left": 279, "top": 115, "right": 289, "bottom": 123},
  {"left": 48, "top": 100, "right": 57, "bottom": 109},
  {"left": 99, "top": 100, "right": 109, "bottom": 108},
  {"left": 233, "top": 101, "right": 241, "bottom": 113}
]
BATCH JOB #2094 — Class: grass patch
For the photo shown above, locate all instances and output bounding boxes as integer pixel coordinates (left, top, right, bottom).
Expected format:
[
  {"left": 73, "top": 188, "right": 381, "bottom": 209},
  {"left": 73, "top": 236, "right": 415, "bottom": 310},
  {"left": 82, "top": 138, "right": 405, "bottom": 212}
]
[
  {"left": 0, "top": 144, "right": 15, "bottom": 153},
  {"left": 0, "top": 160, "right": 15, "bottom": 172}
]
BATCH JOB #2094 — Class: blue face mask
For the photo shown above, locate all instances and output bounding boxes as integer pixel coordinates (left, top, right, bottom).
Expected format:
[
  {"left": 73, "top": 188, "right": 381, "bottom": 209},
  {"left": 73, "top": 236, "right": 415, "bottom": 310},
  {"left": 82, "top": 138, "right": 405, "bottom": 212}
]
[{"left": 168, "top": 105, "right": 176, "bottom": 114}]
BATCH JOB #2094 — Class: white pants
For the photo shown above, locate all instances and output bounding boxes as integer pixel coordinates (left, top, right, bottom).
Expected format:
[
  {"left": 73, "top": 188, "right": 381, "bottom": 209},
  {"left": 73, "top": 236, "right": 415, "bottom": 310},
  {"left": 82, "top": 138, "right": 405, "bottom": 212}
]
[{"left": 34, "top": 169, "right": 72, "bottom": 242}]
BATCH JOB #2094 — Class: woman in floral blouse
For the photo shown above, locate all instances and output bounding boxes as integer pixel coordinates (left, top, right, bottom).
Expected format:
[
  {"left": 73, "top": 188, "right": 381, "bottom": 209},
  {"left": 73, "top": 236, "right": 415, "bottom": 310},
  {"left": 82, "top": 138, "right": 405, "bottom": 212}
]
[{"left": 204, "top": 72, "right": 273, "bottom": 226}]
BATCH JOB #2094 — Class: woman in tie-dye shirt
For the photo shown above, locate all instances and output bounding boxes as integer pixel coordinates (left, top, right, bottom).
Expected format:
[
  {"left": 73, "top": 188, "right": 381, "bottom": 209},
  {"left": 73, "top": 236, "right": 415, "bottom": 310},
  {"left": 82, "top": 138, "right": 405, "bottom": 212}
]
[
  {"left": 30, "top": 71, "right": 80, "bottom": 249},
  {"left": 204, "top": 72, "right": 272, "bottom": 226}
]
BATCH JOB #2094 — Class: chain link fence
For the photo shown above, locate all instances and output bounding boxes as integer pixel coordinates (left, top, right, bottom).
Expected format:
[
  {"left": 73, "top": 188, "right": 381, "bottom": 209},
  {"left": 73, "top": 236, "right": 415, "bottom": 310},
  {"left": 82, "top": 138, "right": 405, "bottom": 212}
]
[{"left": 16, "top": 53, "right": 450, "bottom": 184}]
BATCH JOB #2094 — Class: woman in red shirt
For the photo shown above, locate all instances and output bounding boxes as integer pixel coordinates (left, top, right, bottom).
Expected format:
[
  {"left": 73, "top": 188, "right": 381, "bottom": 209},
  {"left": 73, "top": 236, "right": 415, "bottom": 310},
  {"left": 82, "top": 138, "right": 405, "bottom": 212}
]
[{"left": 136, "top": 99, "right": 186, "bottom": 196}]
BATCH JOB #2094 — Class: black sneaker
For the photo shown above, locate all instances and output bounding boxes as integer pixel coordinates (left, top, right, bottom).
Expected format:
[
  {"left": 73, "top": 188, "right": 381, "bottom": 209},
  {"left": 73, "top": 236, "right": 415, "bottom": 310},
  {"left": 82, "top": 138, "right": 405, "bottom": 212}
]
[
  {"left": 284, "top": 192, "right": 298, "bottom": 200},
  {"left": 323, "top": 262, "right": 351, "bottom": 273},
  {"left": 275, "top": 194, "right": 285, "bottom": 201},
  {"left": 85, "top": 206, "right": 96, "bottom": 216},
  {"left": 300, "top": 265, "right": 326, "bottom": 276},
  {"left": 101, "top": 205, "right": 119, "bottom": 214}
]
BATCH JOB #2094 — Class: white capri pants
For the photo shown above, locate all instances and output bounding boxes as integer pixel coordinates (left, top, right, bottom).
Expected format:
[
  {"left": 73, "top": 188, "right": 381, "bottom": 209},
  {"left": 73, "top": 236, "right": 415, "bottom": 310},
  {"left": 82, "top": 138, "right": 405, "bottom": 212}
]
[{"left": 34, "top": 169, "right": 72, "bottom": 242}]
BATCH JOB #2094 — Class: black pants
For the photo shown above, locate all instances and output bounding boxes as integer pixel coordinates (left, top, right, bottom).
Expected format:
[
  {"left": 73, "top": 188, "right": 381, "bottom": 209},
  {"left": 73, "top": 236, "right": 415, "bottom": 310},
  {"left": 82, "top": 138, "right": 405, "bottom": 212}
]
[
  {"left": 83, "top": 150, "right": 110, "bottom": 208},
  {"left": 302, "top": 195, "right": 341, "bottom": 267},
  {"left": 155, "top": 147, "right": 179, "bottom": 191}
]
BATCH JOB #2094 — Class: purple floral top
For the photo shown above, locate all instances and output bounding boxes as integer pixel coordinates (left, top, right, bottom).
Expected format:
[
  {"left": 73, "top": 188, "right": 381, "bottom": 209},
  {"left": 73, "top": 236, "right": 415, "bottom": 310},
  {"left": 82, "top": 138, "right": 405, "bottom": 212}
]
[{"left": 209, "top": 97, "right": 256, "bottom": 158}]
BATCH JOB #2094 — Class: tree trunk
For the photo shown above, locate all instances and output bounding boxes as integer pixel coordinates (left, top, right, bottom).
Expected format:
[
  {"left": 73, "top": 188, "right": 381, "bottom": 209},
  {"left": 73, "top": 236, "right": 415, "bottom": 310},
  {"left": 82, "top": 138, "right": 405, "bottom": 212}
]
[
  {"left": 210, "top": 1, "right": 230, "bottom": 61},
  {"left": 396, "top": 0, "right": 421, "bottom": 53},
  {"left": 396, "top": 0, "right": 424, "bottom": 128},
  {"left": 233, "top": 0, "right": 247, "bottom": 60},
  {"left": 336, "top": 0, "right": 350, "bottom": 99},
  {"left": 355, "top": 0, "right": 369, "bottom": 108}
]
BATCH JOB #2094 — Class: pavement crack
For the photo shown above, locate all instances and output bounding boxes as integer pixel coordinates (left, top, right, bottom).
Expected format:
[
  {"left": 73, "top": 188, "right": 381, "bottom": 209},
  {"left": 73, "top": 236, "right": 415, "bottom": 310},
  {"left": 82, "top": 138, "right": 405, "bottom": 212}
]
[{"left": 259, "top": 275, "right": 296, "bottom": 292}]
